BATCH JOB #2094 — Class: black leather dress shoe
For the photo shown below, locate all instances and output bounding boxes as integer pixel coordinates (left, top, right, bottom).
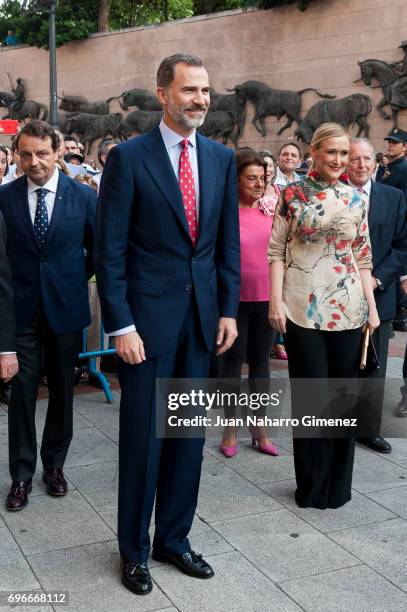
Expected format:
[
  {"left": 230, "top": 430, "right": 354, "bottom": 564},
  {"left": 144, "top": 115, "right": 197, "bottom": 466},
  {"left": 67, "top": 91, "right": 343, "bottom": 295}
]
[
  {"left": 122, "top": 562, "right": 153, "bottom": 595},
  {"left": 6, "top": 480, "right": 32, "bottom": 511},
  {"left": 152, "top": 550, "right": 214, "bottom": 579},
  {"left": 42, "top": 468, "right": 68, "bottom": 496},
  {"left": 358, "top": 436, "right": 392, "bottom": 453}
]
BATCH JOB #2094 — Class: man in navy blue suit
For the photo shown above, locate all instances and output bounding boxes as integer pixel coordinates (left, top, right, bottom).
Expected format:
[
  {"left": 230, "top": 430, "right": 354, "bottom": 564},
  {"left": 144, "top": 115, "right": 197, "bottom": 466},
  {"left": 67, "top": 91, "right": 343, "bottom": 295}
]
[
  {"left": 347, "top": 138, "right": 407, "bottom": 452},
  {"left": 95, "top": 54, "right": 240, "bottom": 595},
  {"left": 0, "top": 121, "right": 96, "bottom": 511}
]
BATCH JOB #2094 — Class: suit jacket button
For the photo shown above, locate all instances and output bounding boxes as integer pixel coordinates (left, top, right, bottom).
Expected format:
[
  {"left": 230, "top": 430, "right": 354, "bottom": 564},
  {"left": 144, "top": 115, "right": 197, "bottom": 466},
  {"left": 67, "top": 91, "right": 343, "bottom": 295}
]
[
  {"left": 191, "top": 257, "right": 196, "bottom": 264},
  {"left": 185, "top": 284, "right": 192, "bottom": 292}
]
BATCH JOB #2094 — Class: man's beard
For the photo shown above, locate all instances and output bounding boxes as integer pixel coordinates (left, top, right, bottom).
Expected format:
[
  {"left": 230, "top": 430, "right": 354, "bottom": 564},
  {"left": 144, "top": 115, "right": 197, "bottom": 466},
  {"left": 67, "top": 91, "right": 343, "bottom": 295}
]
[{"left": 166, "top": 97, "right": 208, "bottom": 129}]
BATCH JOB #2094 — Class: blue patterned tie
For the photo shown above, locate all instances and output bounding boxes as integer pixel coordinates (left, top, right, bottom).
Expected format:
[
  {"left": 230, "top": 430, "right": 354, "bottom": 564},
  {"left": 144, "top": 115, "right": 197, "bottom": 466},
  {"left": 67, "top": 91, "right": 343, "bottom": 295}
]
[{"left": 33, "top": 188, "right": 49, "bottom": 247}]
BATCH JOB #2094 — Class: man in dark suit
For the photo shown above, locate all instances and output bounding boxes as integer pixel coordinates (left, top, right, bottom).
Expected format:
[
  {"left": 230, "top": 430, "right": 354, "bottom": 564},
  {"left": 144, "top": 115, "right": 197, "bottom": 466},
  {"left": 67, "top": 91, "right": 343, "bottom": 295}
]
[
  {"left": 95, "top": 54, "right": 240, "bottom": 595},
  {"left": 0, "top": 211, "right": 18, "bottom": 382},
  {"left": 347, "top": 138, "right": 407, "bottom": 452},
  {"left": 0, "top": 120, "right": 96, "bottom": 511}
]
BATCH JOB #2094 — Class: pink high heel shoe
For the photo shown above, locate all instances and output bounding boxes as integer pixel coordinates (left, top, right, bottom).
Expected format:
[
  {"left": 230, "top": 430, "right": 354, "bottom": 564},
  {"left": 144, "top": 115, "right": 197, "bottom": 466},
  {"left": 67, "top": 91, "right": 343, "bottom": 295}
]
[
  {"left": 220, "top": 442, "right": 238, "bottom": 458},
  {"left": 251, "top": 438, "right": 279, "bottom": 456}
]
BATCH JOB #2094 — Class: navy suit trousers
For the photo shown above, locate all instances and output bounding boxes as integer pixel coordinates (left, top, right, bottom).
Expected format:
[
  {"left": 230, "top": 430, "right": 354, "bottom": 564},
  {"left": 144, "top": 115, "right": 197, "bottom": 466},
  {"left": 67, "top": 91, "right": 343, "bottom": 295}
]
[{"left": 117, "top": 297, "right": 211, "bottom": 563}]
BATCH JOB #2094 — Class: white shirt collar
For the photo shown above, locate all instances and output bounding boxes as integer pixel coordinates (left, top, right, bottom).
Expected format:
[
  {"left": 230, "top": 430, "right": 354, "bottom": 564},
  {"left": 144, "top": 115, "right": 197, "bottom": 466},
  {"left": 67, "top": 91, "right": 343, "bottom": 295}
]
[
  {"left": 27, "top": 167, "right": 59, "bottom": 195},
  {"left": 159, "top": 118, "right": 197, "bottom": 150},
  {"left": 349, "top": 178, "right": 372, "bottom": 198}
]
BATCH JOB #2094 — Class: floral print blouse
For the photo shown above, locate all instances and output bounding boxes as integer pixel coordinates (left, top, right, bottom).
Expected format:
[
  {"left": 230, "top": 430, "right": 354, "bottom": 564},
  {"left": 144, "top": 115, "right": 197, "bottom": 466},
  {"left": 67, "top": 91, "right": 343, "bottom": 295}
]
[{"left": 267, "top": 175, "right": 372, "bottom": 331}]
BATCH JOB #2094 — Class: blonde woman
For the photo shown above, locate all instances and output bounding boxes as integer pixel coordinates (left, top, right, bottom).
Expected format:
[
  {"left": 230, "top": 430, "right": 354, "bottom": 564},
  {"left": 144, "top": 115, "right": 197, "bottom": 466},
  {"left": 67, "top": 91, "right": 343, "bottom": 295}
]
[{"left": 268, "top": 123, "right": 379, "bottom": 509}]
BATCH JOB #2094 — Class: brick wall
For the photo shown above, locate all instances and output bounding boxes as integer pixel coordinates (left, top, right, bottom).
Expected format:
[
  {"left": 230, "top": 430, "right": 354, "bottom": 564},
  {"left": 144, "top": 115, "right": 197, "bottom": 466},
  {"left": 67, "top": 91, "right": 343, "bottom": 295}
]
[{"left": 1, "top": 0, "right": 406, "bottom": 156}]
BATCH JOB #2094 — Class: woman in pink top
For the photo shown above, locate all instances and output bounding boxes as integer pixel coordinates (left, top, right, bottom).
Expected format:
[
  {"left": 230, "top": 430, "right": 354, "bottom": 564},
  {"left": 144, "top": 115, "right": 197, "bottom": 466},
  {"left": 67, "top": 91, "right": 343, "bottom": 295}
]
[{"left": 219, "top": 149, "right": 279, "bottom": 458}]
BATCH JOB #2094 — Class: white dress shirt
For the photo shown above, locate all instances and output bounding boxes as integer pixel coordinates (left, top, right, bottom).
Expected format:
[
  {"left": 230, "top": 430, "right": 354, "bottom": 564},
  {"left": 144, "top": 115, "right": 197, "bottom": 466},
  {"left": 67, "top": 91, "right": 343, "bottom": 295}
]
[
  {"left": 27, "top": 167, "right": 60, "bottom": 224},
  {"left": 110, "top": 119, "right": 201, "bottom": 337},
  {"left": 274, "top": 166, "right": 301, "bottom": 188}
]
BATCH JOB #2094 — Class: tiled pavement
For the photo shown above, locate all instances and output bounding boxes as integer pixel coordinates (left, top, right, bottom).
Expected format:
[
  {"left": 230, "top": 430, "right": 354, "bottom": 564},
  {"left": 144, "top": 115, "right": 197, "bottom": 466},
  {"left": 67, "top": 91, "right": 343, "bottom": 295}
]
[{"left": 0, "top": 334, "right": 407, "bottom": 611}]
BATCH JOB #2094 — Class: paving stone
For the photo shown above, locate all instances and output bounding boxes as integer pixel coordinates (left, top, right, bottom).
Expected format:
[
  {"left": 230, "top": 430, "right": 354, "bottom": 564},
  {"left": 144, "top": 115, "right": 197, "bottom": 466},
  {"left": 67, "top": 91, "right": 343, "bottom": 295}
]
[
  {"left": 330, "top": 518, "right": 407, "bottom": 592},
  {"left": 0, "top": 490, "right": 114, "bottom": 556},
  {"left": 352, "top": 446, "right": 407, "bottom": 493},
  {"left": 27, "top": 540, "right": 171, "bottom": 612},
  {"left": 220, "top": 444, "right": 295, "bottom": 485},
  {"left": 152, "top": 550, "right": 301, "bottom": 611},
  {"left": 280, "top": 564, "right": 407, "bottom": 610},
  {"left": 99, "top": 507, "right": 233, "bottom": 565},
  {"left": 0, "top": 526, "right": 40, "bottom": 591},
  {"left": 59, "top": 427, "right": 118, "bottom": 468},
  {"left": 366, "top": 485, "right": 407, "bottom": 519},
  {"left": 261, "top": 479, "right": 397, "bottom": 532},
  {"left": 35, "top": 400, "right": 92, "bottom": 431},
  {"left": 196, "top": 465, "right": 283, "bottom": 522},
  {"left": 211, "top": 509, "right": 357, "bottom": 583},
  {"left": 73, "top": 395, "right": 120, "bottom": 443},
  {"left": 0, "top": 425, "right": 9, "bottom": 461},
  {"left": 64, "top": 460, "right": 118, "bottom": 512}
]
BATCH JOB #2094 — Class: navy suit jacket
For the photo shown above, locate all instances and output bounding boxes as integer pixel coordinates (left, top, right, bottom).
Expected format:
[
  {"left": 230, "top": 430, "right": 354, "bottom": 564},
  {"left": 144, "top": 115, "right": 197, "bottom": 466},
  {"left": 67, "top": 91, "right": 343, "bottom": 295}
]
[
  {"left": 368, "top": 180, "right": 407, "bottom": 320},
  {"left": 95, "top": 126, "right": 240, "bottom": 358},
  {"left": 0, "top": 210, "right": 16, "bottom": 351},
  {"left": 0, "top": 171, "right": 96, "bottom": 335}
]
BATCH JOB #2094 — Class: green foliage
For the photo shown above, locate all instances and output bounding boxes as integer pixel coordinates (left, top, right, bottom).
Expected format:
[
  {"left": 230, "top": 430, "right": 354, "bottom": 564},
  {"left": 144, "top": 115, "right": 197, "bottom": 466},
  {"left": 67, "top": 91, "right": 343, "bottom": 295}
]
[{"left": 0, "top": 0, "right": 311, "bottom": 49}]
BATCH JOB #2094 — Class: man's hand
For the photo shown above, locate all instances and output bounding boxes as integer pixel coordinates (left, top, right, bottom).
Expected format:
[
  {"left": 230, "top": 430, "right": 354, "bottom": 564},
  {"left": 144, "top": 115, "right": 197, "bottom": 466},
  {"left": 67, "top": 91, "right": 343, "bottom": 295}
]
[
  {"left": 114, "top": 331, "right": 146, "bottom": 365},
  {"left": 401, "top": 279, "right": 407, "bottom": 295},
  {"left": 216, "top": 317, "right": 238, "bottom": 356},
  {"left": 0, "top": 354, "right": 18, "bottom": 382}
]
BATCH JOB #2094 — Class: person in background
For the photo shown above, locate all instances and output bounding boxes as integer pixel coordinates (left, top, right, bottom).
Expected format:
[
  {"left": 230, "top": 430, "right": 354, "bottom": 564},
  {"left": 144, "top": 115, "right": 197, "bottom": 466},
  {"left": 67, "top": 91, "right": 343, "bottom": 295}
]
[
  {"left": 274, "top": 141, "right": 302, "bottom": 188},
  {"left": 0, "top": 145, "right": 8, "bottom": 185},
  {"left": 3, "top": 30, "right": 17, "bottom": 46},
  {"left": 219, "top": 149, "right": 279, "bottom": 458},
  {"left": 269, "top": 122, "right": 379, "bottom": 509},
  {"left": 65, "top": 152, "right": 84, "bottom": 166},
  {"left": 2, "top": 141, "right": 24, "bottom": 185}
]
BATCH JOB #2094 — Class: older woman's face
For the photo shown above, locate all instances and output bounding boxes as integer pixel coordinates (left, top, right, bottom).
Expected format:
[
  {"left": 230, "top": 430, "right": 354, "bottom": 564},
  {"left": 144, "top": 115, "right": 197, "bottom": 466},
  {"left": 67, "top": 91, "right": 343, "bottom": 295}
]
[
  {"left": 239, "top": 164, "right": 265, "bottom": 203},
  {"left": 311, "top": 136, "right": 349, "bottom": 184},
  {"left": 0, "top": 151, "right": 7, "bottom": 180},
  {"left": 263, "top": 156, "right": 275, "bottom": 184}
]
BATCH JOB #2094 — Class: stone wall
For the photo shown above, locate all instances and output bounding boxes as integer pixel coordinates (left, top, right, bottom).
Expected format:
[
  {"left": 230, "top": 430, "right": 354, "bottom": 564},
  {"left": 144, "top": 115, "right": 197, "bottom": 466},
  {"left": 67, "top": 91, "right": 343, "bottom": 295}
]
[{"left": 0, "top": 0, "right": 406, "bottom": 156}]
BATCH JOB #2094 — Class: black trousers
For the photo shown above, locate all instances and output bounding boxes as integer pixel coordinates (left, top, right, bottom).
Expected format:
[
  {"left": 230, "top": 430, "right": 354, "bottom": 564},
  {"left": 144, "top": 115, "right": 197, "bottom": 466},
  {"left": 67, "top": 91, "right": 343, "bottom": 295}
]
[
  {"left": 8, "top": 304, "right": 81, "bottom": 482},
  {"left": 219, "top": 301, "right": 275, "bottom": 379},
  {"left": 117, "top": 298, "right": 211, "bottom": 564},
  {"left": 285, "top": 319, "right": 363, "bottom": 509}
]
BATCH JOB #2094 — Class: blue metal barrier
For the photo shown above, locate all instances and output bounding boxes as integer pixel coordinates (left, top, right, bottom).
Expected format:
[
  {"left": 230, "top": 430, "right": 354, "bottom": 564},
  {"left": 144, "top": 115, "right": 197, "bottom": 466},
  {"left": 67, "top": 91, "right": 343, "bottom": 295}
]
[{"left": 78, "top": 323, "right": 116, "bottom": 403}]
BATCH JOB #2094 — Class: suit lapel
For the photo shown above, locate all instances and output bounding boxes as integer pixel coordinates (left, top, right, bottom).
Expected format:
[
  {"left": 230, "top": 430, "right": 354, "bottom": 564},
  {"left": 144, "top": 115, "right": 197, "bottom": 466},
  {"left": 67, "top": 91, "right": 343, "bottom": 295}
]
[
  {"left": 368, "top": 180, "right": 378, "bottom": 226},
  {"left": 196, "top": 133, "right": 217, "bottom": 243},
  {"left": 13, "top": 177, "right": 41, "bottom": 252},
  {"left": 142, "top": 126, "right": 190, "bottom": 237},
  {"left": 43, "top": 170, "right": 68, "bottom": 249}
]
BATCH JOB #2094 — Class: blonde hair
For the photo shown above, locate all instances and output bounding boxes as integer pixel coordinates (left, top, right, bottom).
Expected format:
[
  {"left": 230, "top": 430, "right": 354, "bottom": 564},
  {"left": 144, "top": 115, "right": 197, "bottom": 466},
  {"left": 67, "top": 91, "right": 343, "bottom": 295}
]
[
  {"left": 310, "top": 123, "right": 349, "bottom": 172},
  {"left": 310, "top": 122, "right": 349, "bottom": 149}
]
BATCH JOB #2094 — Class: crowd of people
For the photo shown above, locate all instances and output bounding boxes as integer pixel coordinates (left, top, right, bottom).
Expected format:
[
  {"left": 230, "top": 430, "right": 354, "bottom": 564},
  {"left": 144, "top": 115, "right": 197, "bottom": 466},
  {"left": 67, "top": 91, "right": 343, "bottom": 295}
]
[{"left": 1, "top": 52, "right": 407, "bottom": 597}]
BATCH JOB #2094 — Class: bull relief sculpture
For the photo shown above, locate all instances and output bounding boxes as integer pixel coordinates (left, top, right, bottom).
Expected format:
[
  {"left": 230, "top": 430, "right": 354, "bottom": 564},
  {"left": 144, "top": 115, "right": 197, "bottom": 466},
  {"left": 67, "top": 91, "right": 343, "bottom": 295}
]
[{"left": 0, "top": 77, "right": 48, "bottom": 121}]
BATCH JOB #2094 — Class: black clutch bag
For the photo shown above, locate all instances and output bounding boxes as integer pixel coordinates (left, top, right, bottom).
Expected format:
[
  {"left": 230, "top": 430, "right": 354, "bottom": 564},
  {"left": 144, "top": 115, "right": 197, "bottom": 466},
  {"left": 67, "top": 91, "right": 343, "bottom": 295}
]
[{"left": 359, "top": 328, "right": 380, "bottom": 378}]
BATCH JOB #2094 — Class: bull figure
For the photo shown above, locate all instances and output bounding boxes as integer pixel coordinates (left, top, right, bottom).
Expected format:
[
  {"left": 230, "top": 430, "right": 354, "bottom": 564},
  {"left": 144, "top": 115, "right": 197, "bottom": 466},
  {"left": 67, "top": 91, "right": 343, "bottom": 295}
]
[
  {"left": 114, "top": 89, "right": 162, "bottom": 112},
  {"left": 227, "top": 80, "right": 335, "bottom": 138},
  {"left": 118, "top": 110, "right": 163, "bottom": 140},
  {"left": 198, "top": 111, "right": 237, "bottom": 146},
  {"left": 64, "top": 112, "right": 122, "bottom": 153},
  {"left": 58, "top": 95, "right": 115, "bottom": 115},
  {"left": 295, "top": 94, "right": 372, "bottom": 144}
]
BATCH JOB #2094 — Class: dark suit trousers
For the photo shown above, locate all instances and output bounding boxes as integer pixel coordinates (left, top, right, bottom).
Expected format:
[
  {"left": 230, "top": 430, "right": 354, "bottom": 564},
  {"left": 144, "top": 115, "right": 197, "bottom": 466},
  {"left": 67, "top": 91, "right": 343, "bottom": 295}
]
[
  {"left": 8, "top": 304, "right": 81, "bottom": 482},
  {"left": 117, "top": 298, "right": 211, "bottom": 564},
  {"left": 285, "top": 320, "right": 362, "bottom": 509}
]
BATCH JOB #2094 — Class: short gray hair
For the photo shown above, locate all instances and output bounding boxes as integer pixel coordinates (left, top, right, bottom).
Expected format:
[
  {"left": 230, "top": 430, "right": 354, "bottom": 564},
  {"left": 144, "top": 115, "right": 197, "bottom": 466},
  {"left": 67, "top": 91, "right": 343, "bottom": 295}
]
[
  {"left": 350, "top": 137, "right": 375, "bottom": 156},
  {"left": 157, "top": 53, "right": 204, "bottom": 88}
]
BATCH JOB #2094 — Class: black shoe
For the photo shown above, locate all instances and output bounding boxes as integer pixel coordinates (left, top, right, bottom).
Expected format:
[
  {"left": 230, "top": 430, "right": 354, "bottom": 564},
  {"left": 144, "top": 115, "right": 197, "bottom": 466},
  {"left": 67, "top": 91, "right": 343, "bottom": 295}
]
[
  {"left": 358, "top": 436, "right": 392, "bottom": 453},
  {"left": 121, "top": 562, "right": 153, "bottom": 595},
  {"left": 152, "top": 549, "right": 214, "bottom": 579},
  {"left": 6, "top": 480, "right": 32, "bottom": 511},
  {"left": 396, "top": 397, "right": 407, "bottom": 418},
  {"left": 389, "top": 323, "right": 395, "bottom": 339},
  {"left": 42, "top": 468, "right": 68, "bottom": 496}
]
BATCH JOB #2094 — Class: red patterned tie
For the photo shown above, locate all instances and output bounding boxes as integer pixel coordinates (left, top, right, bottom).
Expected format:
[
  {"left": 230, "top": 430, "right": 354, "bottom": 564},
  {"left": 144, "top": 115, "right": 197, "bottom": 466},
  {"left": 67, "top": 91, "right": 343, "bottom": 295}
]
[{"left": 179, "top": 138, "right": 198, "bottom": 247}]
